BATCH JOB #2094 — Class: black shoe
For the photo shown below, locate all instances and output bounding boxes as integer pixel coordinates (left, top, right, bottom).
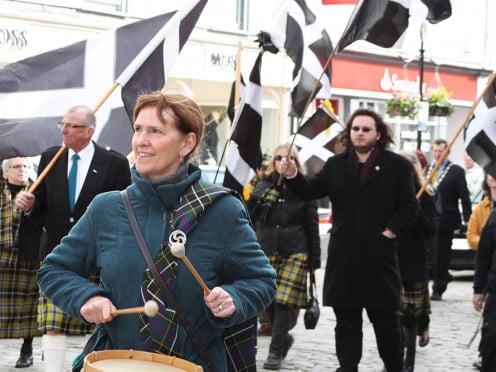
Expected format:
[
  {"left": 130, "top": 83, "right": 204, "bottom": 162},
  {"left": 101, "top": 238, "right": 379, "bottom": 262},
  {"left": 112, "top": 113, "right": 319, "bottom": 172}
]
[
  {"left": 15, "top": 345, "right": 33, "bottom": 368},
  {"left": 430, "top": 292, "right": 442, "bottom": 301},
  {"left": 263, "top": 353, "right": 282, "bottom": 370},
  {"left": 282, "top": 334, "right": 295, "bottom": 359},
  {"left": 418, "top": 329, "right": 430, "bottom": 347}
]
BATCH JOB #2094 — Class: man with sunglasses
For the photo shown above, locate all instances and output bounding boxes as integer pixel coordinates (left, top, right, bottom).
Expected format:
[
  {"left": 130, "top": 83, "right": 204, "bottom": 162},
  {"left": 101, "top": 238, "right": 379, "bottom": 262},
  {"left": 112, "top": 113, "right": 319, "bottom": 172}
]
[
  {"left": 15, "top": 105, "right": 131, "bottom": 372},
  {"left": 280, "top": 108, "right": 417, "bottom": 372}
]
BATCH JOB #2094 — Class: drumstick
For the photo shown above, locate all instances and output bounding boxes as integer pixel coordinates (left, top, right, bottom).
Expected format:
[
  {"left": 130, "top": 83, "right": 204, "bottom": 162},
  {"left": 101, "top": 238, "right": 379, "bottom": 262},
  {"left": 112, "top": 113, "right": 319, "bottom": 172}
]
[
  {"left": 111, "top": 300, "right": 159, "bottom": 317},
  {"left": 169, "top": 231, "right": 211, "bottom": 295},
  {"left": 179, "top": 255, "right": 211, "bottom": 296}
]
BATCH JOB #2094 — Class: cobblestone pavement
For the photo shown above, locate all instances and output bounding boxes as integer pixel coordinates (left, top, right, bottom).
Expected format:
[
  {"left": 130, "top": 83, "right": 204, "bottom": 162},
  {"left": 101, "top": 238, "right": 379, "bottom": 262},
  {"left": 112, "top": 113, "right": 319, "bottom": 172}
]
[{"left": 0, "top": 271, "right": 481, "bottom": 371}]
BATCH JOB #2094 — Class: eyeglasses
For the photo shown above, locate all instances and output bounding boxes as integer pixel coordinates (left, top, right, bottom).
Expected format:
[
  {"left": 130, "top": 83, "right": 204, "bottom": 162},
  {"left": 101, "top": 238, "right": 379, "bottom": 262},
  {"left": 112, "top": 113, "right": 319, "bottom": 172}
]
[
  {"left": 351, "top": 126, "right": 375, "bottom": 133},
  {"left": 57, "top": 122, "right": 89, "bottom": 130},
  {"left": 9, "top": 164, "right": 28, "bottom": 170},
  {"left": 274, "top": 155, "right": 295, "bottom": 161}
]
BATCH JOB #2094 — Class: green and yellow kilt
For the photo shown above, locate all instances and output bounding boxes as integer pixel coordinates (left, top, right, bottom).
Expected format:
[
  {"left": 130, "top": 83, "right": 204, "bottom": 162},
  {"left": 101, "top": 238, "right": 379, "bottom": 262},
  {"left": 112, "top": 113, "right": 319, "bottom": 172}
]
[
  {"left": 38, "top": 273, "right": 99, "bottom": 335},
  {"left": 0, "top": 261, "right": 42, "bottom": 338},
  {"left": 400, "top": 280, "right": 429, "bottom": 317},
  {"left": 268, "top": 253, "right": 308, "bottom": 308}
]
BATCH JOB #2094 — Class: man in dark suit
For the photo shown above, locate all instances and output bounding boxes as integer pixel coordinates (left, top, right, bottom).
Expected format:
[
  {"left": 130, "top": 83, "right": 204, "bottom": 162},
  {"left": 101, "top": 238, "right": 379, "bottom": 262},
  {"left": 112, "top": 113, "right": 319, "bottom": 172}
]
[
  {"left": 281, "top": 108, "right": 418, "bottom": 372},
  {"left": 15, "top": 105, "right": 131, "bottom": 372},
  {"left": 427, "top": 139, "right": 471, "bottom": 301}
]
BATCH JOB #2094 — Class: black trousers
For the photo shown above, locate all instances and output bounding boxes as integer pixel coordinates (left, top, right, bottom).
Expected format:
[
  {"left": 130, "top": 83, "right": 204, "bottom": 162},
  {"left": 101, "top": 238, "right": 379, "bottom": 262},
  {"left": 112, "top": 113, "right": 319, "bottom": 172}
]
[
  {"left": 481, "top": 292, "right": 496, "bottom": 372},
  {"left": 333, "top": 306, "right": 404, "bottom": 372},
  {"left": 433, "top": 229, "right": 455, "bottom": 294}
]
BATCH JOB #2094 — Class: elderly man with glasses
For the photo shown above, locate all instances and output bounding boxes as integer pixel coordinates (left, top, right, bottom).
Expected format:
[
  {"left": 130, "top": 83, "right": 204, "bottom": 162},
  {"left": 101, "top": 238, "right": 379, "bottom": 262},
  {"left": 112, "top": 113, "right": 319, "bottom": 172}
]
[{"left": 15, "top": 105, "right": 131, "bottom": 372}]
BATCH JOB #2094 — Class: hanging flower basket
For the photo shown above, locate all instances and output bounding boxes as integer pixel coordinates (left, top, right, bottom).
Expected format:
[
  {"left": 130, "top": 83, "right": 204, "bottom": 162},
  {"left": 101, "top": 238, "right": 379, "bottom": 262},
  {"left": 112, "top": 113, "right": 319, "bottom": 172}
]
[
  {"left": 427, "top": 87, "right": 454, "bottom": 117},
  {"left": 386, "top": 94, "right": 419, "bottom": 120}
]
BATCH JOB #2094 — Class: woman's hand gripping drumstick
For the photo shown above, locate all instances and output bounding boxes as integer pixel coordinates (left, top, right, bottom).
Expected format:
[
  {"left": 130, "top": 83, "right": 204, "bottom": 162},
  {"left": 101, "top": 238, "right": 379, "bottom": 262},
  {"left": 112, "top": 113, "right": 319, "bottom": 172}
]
[
  {"left": 110, "top": 300, "right": 159, "bottom": 317},
  {"left": 169, "top": 230, "right": 235, "bottom": 318},
  {"left": 81, "top": 296, "right": 158, "bottom": 324}
]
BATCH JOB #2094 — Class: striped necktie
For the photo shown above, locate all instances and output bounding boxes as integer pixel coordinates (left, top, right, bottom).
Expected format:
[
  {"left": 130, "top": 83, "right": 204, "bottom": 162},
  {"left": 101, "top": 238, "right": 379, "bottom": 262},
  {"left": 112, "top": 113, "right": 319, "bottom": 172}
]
[{"left": 68, "top": 153, "right": 80, "bottom": 211}]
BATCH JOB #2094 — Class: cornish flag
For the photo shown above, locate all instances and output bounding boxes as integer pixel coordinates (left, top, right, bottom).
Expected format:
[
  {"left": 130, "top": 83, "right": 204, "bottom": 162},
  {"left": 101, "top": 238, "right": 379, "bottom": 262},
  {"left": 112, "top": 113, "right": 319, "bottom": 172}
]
[
  {"left": 223, "top": 52, "right": 263, "bottom": 195},
  {"left": 465, "top": 75, "right": 496, "bottom": 168},
  {"left": 293, "top": 103, "right": 342, "bottom": 174},
  {"left": 0, "top": 0, "right": 206, "bottom": 159},
  {"left": 260, "top": 0, "right": 333, "bottom": 119},
  {"left": 337, "top": 0, "right": 452, "bottom": 51}
]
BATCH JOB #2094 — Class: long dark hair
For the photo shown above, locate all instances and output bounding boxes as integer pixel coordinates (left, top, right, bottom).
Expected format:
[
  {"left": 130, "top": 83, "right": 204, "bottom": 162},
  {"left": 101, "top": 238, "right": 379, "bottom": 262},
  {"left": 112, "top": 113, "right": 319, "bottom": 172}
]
[{"left": 336, "top": 108, "right": 394, "bottom": 153}]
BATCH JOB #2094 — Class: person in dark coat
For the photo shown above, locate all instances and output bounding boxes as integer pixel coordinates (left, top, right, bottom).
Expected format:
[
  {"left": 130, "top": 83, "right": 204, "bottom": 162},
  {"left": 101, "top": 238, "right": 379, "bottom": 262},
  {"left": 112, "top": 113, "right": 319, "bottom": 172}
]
[
  {"left": 473, "top": 206, "right": 496, "bottom": 371},
  {"left": 426, "top": 139, "right": 472, "bottom": 300},
  {"left": 247, "top": 144, "right": 321, "bottom": 370},
  {"left": 280, "top": 108, "right": 418, "bottom": 372},
  {"left": 15, "top": 105, "right": 131, "bottom": 372},
  {"left": 398, "top": 151, "right": 437, "bottom": 371},
  {"left": 0, "top": 157, "right": 42, "bottom": 368}
]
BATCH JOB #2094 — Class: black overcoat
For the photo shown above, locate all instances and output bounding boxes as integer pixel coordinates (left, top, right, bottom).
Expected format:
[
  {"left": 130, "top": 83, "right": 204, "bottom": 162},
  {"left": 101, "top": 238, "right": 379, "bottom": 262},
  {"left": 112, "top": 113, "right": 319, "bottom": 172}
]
[
  {"left": 286, "top": 149, "right": 417, "bottom": 310},
  {"left": 397, "top": 187, "right": 436, "bottom": 281}
]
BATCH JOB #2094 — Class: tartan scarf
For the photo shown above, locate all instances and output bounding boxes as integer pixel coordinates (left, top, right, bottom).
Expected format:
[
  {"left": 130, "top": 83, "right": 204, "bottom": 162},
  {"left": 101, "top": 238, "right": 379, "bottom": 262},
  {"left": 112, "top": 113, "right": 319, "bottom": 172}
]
[{"left": 139, "top": 180, "right": 232, "bottom": 356}]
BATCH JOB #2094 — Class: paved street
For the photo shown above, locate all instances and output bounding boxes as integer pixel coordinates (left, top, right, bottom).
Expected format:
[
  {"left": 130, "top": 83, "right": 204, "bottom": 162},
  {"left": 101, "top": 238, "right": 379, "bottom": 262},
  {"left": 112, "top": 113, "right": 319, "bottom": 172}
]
[{"left": 0, "top": 270, "right": 481, "bottom": 371}]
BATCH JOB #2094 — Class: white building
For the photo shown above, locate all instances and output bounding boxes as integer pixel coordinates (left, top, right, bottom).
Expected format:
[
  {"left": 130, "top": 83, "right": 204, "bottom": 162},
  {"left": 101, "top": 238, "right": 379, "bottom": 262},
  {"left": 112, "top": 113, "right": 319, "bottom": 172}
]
[{"left": 1, "top": 0, "right": 494, "bottom": 163}]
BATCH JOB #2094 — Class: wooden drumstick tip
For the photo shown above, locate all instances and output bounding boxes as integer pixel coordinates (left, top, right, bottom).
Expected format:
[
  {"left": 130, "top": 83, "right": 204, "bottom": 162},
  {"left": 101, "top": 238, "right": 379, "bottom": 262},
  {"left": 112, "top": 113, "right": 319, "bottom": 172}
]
[{"left": 143, "top": 300, "right": 159, "bottom": 317}]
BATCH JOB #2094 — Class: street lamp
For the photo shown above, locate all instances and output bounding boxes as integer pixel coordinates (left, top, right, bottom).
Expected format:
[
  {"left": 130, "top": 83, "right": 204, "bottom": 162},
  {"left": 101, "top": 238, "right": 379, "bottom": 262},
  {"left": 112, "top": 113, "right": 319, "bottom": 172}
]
[{"left": 417, "top": 22, "right": 427, "bottom": 150}]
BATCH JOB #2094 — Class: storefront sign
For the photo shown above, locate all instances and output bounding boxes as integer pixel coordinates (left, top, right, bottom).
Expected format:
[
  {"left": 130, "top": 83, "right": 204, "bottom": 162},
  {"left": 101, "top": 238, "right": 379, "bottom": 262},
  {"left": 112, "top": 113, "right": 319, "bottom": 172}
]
[
  {"left": 332, "top": 57, "right": 477, "bottom": 101},
  {"left": 209, "top": 52, "right": 236, "bottom": 70},
  {"left": 0, "top": 27, "right": 28, "bottom": 49}
]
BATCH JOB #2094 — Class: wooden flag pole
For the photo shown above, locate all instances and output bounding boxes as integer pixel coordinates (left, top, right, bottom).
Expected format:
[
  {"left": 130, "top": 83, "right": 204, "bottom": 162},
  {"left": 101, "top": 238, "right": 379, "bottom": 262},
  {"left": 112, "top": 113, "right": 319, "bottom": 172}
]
[
  {"left": 27, "top": 81, "right": 121, "bottom": 194},
  {"left": 215, "top": 41, "right": 244, "bottom": 172},
  {"left": 416, "top": 70, "right": 496, "bottom": 199},
  {"left": 27, "top": 0, "right": 204, "bottom": 194}
]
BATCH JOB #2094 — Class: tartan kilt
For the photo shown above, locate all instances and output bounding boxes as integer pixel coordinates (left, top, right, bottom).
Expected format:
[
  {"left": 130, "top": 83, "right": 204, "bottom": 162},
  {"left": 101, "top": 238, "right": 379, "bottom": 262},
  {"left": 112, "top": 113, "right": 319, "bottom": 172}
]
[
  {"left": 268, "top": 253, "right": 308, "bottom": 308},
  {"left": 38, "top": 273, "right": 99, "bottom": 335},
  {"left": 400, "top": 280, "right": 429, "bottom": 317},
  {"left": 0, "top": 261, "right": 42, "bottom": 338}
]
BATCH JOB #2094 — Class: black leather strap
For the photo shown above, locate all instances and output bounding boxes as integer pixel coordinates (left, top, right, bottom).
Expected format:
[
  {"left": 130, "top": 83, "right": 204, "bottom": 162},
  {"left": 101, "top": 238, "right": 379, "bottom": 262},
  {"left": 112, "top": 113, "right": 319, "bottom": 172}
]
[
  {"left": 120, "top": 190, "right": 215, "bottom": 372},
  {"left": 309, "top": 272, "right": 317, "bottom": 299}
]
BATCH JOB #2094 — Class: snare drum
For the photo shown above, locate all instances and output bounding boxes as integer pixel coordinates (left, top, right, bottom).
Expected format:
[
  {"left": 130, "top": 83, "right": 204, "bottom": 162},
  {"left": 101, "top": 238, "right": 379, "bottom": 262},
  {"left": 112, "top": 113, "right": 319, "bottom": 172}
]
[{"left": 83, "top": 350, "right": 204, "bottom": 372}]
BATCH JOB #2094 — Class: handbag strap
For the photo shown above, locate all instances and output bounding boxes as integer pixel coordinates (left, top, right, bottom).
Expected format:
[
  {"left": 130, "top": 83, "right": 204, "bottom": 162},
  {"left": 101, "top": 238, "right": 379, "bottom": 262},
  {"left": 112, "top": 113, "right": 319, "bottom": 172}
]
[
  {"left": 309, "top": 272, "right": 318, "bottom": 299},
  {"left": 120, "top": 190, "right": 216, "bottom": 372}
]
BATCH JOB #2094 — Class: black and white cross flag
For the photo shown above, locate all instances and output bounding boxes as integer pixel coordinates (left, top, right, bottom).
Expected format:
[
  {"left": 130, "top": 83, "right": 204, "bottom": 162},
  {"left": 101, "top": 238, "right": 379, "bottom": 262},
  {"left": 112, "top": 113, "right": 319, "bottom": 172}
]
[
  {"left": 0, "top": 0, "right": 206, "bottom": 159},
  {"left": 337, "top": 0, "right": 452, "bottom": 51},
  {"left": 465, "top": 74, "right": 496, "bottom": 168},
  {"left": 292, "top": 102, "right": 342, "bottom": 175},
  {"left": 260, "top": 0, "right": 333, "bottom": 119},
  {"left": 223, "top": 52, "right": 264, "bottom": 195}
]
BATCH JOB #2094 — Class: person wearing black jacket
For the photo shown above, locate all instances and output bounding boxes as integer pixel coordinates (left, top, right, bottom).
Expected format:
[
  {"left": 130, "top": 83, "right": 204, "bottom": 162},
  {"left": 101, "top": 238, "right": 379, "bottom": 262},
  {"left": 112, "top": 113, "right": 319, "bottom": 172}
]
[
  {"left": 426, "top": 139, "right": 472, "bottom": 300},
  {"left": 473, "top": 206, "right": 496, "bottom": 371},
  {"left": 281, "top": 109, "right": 417, "bottom": 372},
  {"left": 248, "top": 144, "right": 321, "bottom": 370},
  {"left": 398, "top": 152, "right": 437, "bottom": 371}
]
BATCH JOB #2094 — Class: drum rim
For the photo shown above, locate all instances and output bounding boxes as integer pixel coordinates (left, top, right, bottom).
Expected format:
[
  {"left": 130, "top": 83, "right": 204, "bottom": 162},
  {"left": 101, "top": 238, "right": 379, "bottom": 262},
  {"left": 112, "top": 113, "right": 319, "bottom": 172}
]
[{"left": 83, "top": 349, "right": 203, "bottom": 372}]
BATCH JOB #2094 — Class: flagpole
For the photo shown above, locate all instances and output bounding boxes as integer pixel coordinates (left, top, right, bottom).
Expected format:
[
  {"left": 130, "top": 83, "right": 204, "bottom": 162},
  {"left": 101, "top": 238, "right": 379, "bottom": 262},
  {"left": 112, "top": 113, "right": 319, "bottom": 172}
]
[
  {"left": 27, "top": 79, "right": 123, "bottom": 194},
  {"left": 281, "top": 0, "right": 361, "bottom": 171},
  {"left": 215, "top": 42, "right": 244, "bottom": 177},
  {"left": 416, "top": 70, "right": 496, "bottom": 199},
  {"left": 235, "top": 41, "right": 242, "bottom": 116}
]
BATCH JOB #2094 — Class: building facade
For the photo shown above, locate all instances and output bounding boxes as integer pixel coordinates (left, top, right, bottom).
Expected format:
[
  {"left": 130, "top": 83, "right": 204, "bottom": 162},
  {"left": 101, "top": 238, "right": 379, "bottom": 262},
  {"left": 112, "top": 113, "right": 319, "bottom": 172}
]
[{"left": 0, "top": 0, "right": 494, "bottom": 164}]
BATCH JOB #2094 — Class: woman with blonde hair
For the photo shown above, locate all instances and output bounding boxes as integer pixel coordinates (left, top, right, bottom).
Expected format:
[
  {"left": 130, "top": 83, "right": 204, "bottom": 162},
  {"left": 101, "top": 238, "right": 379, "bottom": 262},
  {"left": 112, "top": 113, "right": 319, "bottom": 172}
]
[{"left": 247, "top": 144, "right": 321, "bottom": 370}]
